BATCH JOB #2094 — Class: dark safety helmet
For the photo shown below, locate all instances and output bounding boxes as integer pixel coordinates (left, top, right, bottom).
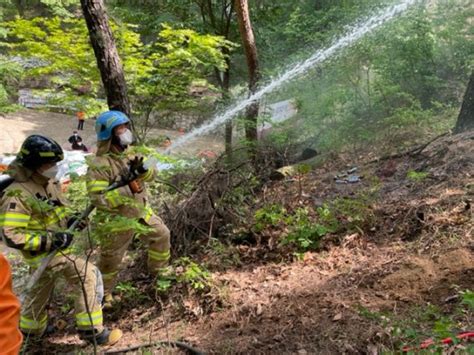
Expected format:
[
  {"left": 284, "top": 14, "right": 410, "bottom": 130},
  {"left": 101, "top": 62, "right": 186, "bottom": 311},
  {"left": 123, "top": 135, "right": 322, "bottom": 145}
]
[
  {"left": 17, "top": 135, "right": 64, "bottom": 169},
  {"left": 95, "top": 110, "right": 130, "bottom": 141}
]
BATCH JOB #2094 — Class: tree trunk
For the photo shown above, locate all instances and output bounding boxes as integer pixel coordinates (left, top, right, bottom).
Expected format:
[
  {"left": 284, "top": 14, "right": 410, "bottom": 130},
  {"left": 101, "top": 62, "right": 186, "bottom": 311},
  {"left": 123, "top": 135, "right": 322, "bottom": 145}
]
[
  {"left": 14, "top": 0, "right": 25, "bottom": 16},
  {"left": 454, "top": 71, "right": 474, "bottom": 133},
  {"left": 235, "top": 0, "right": 260, "bottom": 144},
  {"left": 80, "top": 0, "right": 131, "bottom": 118},
  {"left": 222, "top": 63, "right": 233, "bottom": 157}
]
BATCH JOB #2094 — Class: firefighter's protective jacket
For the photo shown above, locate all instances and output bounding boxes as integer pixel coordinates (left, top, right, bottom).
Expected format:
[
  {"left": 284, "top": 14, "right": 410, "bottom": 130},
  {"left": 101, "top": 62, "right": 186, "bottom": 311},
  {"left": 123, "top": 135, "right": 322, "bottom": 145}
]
[
  {"left": 0, "top": 253, "right": 22, "bottom": 355},
  {"left": 86, "top": 143, "right": 154, "bottom": 220},
  {"left": 1, "top": 161, "right": 105, "bottom": 335},
  {"left": 87, "top": 141, "right": 170, "bottom": 291},
  {"left": 0, "top": 161, "right": 69, "bottom": 268}
]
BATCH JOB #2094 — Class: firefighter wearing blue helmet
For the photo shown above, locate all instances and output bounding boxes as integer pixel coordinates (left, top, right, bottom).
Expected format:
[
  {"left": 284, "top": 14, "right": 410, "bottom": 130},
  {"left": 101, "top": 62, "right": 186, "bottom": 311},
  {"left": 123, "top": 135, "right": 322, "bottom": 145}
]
[{"left": 86, "top": 111, "right": 171, "bottom": 308}]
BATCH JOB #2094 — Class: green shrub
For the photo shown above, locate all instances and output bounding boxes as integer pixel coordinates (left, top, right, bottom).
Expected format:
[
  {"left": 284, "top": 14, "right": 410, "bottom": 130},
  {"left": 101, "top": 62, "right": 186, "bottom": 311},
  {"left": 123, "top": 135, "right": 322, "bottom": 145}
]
[
  {"left": 176, "top": 257, "right": 211, "bottom": 291},
  {"left": 281, "top": 207, "right": 330, "bottom": 251},
  {"left": 116, "top": 281, "right": 149, "bottom": 303},
  {"left": 407, "top": 170, "right": 429, "bottom": 182},
  {"left": 254, "top": 204, "right": 286, "bottom": 232},
  {"left": 329, "top": 194, "right": 375, "bottom": 232}
]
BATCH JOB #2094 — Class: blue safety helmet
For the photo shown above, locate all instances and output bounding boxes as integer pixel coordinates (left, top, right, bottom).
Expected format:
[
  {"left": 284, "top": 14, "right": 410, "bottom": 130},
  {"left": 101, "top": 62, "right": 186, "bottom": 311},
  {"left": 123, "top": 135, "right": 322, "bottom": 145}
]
[{"left": 95, "top": 110, "right": 130, "bottom": 141}]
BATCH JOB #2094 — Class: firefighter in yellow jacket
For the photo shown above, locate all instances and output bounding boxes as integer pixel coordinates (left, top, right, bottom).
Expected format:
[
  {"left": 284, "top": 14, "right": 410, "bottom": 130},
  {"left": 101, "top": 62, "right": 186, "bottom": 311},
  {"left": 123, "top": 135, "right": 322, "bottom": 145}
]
[
  {"left": 86, "top": 111, "right": 171, "bottom": 305},
  {"left": 0, "top": 135, "right": 121, "bottom": 345}
]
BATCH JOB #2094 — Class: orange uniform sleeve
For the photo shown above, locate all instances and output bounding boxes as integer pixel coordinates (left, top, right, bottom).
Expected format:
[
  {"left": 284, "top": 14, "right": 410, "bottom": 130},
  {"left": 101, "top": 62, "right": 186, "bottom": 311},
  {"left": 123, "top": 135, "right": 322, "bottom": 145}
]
[{"left": 0, "top": 253, "right": 22, "bottom": 355}]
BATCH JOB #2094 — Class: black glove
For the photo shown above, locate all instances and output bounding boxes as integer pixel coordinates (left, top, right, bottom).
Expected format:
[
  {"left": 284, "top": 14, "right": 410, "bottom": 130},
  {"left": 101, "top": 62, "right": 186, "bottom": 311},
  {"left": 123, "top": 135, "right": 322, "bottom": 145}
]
[
  {"left": 128, "top": 156, "right": 147, "bottom": 176},
  {"left": 35, "top": 193, "right": 61, "bottom": 207},
  {"left": 51, "top": 232, "right": 74, "bottom": 251},
  {"left": 67, "top": 214, "right": 88, "bottom": 231}
]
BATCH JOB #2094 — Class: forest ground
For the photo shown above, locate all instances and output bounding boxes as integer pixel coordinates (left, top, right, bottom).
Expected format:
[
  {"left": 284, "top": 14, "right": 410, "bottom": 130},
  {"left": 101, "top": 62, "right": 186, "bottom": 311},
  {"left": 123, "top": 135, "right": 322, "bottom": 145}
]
[
  {"left": 1, "top": 110, "right": 472, "bottom": 354},
  {"left": 58, "top": 131, "right": 474, "bottom": 354}
]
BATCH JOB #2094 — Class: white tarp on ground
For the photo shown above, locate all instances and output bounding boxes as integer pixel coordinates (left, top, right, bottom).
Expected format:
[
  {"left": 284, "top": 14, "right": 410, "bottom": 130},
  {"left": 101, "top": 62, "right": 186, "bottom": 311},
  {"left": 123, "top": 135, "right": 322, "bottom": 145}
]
[{"left": 56, "top": 150, "right": 90, "bottom": 181}]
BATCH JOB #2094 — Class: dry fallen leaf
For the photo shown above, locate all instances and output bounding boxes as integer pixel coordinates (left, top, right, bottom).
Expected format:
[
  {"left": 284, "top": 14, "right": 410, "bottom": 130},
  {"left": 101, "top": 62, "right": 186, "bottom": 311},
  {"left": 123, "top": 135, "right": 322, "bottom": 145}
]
[{"left": 55, "top": 319, "right": 67, "bottom": 330}]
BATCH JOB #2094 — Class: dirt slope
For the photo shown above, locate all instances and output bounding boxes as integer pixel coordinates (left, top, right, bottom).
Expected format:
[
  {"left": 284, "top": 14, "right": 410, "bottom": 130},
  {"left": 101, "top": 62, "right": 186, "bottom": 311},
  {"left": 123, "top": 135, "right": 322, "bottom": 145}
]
[
  {"left": 7, "top": 123, "right": 474, "bottom": 353},
  {"left": 116, "top": 132, "right": 472, "bottom": 354}
]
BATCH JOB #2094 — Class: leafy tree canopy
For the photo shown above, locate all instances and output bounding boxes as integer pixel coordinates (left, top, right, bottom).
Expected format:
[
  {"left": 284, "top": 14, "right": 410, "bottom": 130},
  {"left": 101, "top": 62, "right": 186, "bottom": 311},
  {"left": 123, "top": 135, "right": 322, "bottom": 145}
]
[{"left": 0, "top": 16, "right": 234, "bottom": 117}]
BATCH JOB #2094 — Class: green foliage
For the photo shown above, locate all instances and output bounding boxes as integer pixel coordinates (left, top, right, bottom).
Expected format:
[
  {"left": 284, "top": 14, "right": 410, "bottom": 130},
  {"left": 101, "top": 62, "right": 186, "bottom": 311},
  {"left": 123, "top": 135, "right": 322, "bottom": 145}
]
[
  {"left": 461, "top": 289, "right": 474, "bottom": 310},
  {"left": 357, "top": 306, "right": 387, "bottom": 322},
  {"left": 61, "top": 177, "right": 153, "bottom": 255},
  {"left": 206, "top": 238, "right": 241, "bottom": 268},
  {"left": 296, "top": 163, "right": 312, "bottom": 175},
  {"left": 372, "top": 9, "right": 438, "bottom": 108},
  {"left": 0, "top": 56, "right": 23, "bottom": 112},
  {"left": 130, "top": 24, "right": 234, "bottom": 136},
  {"left": 0, "top": 0, "right": 79, "bottom": 19},
  {"left": 254, "top": 204, "right": 286, "bottom": 232},
  {"left": 316, "top": 205, "right": 341, "bottom": 232},
  {"left": 281, "top": 207, "right": 330, "bottom": 251},
  {"left": 266, "top": 2, "right": 471, "bottom": 154},
  {"left": 0, "top": 82, "right": 8, "bottom": 106},
  {"left": 47, "top": 92, "right": 108, "bottom": 117},
  {"left": 357, "top": 290, "right": 473, "bottom": 352},
  {"left": 2, "top": 17, "right": 98, "bottom": 83},
  {"left": 116, "top": 281, "right": 149, "bottom": 303},
  {"left": 39, "top": 0, "right": 78, "bottom": 17},
  {"left": 108, "top": 1, "right": 202, "bottom": 38},
  {"left": 0, "top": 16, "right": 112, "bottom": 112},
  {"left": 252, "top": 188, "right": 377, "bottom": 253},
  {"left": 407, "top": 170, "right": 429, "bottom": 182},
  {"left": 253, "top": 204, "right": 339, "bottom": 252},
  {"left": 432, "top": 317, "right": 454, "bottom": 340},
  {"left": 64, "top": 176, "right": 88, "bottom": 212},
  {"left": 127, "top": 144, "right": 177, "bottom": 165},
  {"left": 93, "top": 213, "right": 152, "bottom": 245},
  {"left": 155, "top": 278, "right": 173, "bottom": 293},
  {"left": 1, "top": 16, "right": 232, "bottom": 122},
  {"left": 328, "top": 193, "right": 376, "bottom": 232},
  {"left": 252, "top": 0, "right": 391, "bottom": 72},
  {"left": 176, "top": 257, "right": 211, "bottom": 291},
  {"left": 155, "top": 257, "right": 211, "bottom": 293}
]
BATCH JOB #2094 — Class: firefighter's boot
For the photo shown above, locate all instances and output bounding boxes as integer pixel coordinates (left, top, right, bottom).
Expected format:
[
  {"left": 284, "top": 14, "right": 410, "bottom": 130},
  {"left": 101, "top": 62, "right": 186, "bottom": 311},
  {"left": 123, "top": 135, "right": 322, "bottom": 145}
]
[{"left": 80, "top": 327, "right": 123, "bottom": 346}]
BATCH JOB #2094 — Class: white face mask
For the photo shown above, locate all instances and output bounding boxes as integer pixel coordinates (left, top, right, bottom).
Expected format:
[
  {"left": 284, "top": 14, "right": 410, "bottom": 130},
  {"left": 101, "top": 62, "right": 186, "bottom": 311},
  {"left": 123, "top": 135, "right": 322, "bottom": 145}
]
[
  {"left": 118, "top": 129, "right": 134, "bottom": 146},
  {"left": 41, "top": 164, "right": 59, "bottom": 179}
]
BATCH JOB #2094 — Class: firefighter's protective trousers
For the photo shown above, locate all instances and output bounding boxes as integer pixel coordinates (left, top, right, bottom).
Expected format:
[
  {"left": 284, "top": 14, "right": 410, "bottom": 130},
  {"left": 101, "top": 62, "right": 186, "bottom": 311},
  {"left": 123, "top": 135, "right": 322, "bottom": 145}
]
[
  {"left": 87, "top": 152, "right": 170, "bottom": 293},
  {"left": 0, "top": 168, "right": 104, "bottom": 335}
]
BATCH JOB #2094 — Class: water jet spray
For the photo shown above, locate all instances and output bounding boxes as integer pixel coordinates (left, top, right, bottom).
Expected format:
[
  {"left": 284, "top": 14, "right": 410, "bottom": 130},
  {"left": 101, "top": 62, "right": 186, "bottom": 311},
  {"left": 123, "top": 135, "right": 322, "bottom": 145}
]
[{"left": 157, "top": 0, "right": 418, "bottom": 159}]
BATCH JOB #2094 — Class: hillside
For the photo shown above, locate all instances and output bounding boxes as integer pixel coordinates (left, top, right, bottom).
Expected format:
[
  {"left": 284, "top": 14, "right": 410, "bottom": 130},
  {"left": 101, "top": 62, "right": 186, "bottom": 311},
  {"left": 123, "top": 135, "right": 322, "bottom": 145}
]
[{"left": 30, "top": 131, "right": 473, "bottom": 354}]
